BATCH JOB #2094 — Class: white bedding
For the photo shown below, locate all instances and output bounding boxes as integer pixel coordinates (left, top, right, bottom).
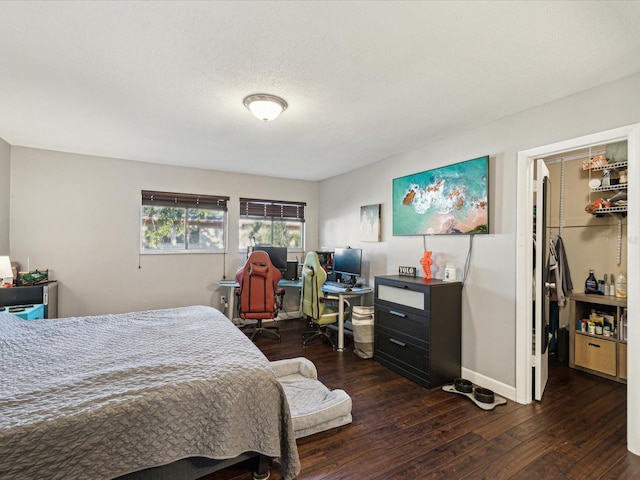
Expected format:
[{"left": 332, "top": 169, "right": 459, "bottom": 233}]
[{"left": 0, "top": 305, "right": 300, "bottom": 480}]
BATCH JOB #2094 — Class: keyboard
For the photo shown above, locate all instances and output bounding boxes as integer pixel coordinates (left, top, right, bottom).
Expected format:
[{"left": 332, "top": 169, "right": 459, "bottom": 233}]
[{"left": 324, "top": 281, "right": 354, "bottom": 289}]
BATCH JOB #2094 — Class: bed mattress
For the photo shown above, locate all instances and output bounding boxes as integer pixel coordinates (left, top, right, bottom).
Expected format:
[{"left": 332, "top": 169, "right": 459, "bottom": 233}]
[{"left": 0, "top": 305, "right": 300, "bottom": 480}]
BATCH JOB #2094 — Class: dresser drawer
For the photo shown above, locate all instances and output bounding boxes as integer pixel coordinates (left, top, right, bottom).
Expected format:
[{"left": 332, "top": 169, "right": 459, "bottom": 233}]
[
  {"left": 574, "top": 334, "right": 616, "bottom": 377},
  {"left": 375, "top": 304, "right": 429, "bottom": 344},
  {"left": 374, "top": 327, "right": 429, "bottom": 382},
  {"left": 375, "top": 279, "right": 431, "bottom": 315}
]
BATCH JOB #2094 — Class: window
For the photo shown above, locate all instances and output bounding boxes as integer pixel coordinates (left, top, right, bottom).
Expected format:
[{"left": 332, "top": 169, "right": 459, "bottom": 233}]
[
  {"left": 141, "top": 190, "right": 229, "bottom": 253},
  {"left": 239, "top": 198, "right": 305, "bottom": 251}
]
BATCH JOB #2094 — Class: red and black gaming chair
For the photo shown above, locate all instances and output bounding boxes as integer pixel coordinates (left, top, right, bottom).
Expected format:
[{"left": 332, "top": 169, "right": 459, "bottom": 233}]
[{"left": 235, "top": 250, "right": 285, "bottom": 342}]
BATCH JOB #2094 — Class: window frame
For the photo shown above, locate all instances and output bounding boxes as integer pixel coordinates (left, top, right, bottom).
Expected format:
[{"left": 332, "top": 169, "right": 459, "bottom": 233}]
[
  {"left": 140, "top": 190, "right": 229, "bottom": 254},
  {"left": 238, "top": 198, "right": 306, "bottom": 252}
]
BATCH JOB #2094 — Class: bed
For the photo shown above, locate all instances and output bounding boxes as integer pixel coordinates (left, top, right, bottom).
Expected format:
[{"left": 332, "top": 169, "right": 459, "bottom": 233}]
[{"left": 0, "top": 305, "right": 300, "bottom": 480}]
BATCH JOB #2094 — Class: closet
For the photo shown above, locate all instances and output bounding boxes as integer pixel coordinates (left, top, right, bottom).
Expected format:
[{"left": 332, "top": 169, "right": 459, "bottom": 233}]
[{"left": 542, "top": 141, "right": 628, "bottom": 383}]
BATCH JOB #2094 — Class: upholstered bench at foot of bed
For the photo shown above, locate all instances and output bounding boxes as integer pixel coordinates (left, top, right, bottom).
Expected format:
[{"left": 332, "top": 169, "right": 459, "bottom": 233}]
[{"left": 270, "top": 357, "right": 352, "bottom": 439}]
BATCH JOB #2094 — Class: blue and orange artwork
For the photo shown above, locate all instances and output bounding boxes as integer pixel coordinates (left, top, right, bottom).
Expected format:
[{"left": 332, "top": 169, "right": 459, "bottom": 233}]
[{"left": 393, "top": 156, "right": 489, "bottom": 235}]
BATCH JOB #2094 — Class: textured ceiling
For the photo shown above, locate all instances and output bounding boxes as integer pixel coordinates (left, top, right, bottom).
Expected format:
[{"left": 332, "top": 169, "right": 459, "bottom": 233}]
[{"left": 1, "top": 1, "right": 640, "bottom": 181}]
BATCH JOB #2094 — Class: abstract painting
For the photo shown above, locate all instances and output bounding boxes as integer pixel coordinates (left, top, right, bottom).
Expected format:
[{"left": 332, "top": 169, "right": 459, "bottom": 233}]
[{"left": 360, "top": 204, "right": 381, "bottom": 241}]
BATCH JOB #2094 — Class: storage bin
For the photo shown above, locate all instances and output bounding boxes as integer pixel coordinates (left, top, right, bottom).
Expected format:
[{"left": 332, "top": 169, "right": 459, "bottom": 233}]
[
  {"left": 352, "top": 306, "right": 375, "bottom": 359},
  {"left": 7, "top": 304, "right": 45, "bottom": 320}
]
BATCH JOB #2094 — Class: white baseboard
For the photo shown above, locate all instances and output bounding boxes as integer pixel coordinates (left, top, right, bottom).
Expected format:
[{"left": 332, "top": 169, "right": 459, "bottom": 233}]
[{"left": 460, "top": 367, "right": 517, "bottom": 402}]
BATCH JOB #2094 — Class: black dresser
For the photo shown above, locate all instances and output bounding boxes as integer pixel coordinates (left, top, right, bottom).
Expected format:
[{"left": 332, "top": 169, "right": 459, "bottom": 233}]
[{"left": 374, "top": 275, "right": 461, "bottom": 388}]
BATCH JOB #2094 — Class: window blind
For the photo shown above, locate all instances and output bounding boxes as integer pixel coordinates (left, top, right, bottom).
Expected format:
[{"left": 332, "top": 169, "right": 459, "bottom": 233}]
[
  {"left": 142, "top": 190, "right": 229, "bottom": 211},
  {"left": 239, "top": 198, "right": 306, "bottom": 222}
]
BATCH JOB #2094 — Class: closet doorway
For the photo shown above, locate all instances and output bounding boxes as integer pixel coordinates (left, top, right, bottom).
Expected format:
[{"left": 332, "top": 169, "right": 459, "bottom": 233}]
[{"left": 514, "top": 124, "right": 639, "bottom": 453}]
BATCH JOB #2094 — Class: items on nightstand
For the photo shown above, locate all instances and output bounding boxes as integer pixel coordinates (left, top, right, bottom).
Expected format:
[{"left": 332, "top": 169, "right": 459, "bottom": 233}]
[
  {"left": 0, "top": 256, "right": 13, "bottom": 286},
  {"left": 18, "top": 269, "right": 49, "bottom": 286}
]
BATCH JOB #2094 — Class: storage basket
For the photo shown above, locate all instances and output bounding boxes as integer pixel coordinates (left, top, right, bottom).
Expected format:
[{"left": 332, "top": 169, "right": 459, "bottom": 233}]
[{"left": 352, "top": 306, "right": 375, "bottom": 359}]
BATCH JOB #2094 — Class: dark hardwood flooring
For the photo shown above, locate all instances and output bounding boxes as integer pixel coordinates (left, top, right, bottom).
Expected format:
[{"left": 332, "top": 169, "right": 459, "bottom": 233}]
[{"left": 203, "top": 318, "right": 640, "bottom": 480}]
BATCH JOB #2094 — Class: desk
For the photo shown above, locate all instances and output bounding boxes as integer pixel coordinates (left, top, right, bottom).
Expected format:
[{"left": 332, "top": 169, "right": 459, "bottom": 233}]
[
  {"left": 216, "top": 280, "right": 372, "bottom": 352},
  {"left": 322, "top": 285, "right": 373, "bottom": 351}
]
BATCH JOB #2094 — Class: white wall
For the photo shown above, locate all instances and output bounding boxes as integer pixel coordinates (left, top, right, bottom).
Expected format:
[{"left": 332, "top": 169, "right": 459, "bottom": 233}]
[
  {"left": 0, "top": 138, "right": 10, "bottom": 254},
  {"left": 319, "top": 73, "right": 640, "bottom": 391},
  {"left": 9, "top": 148, "right": 319, "bottom": 317}
]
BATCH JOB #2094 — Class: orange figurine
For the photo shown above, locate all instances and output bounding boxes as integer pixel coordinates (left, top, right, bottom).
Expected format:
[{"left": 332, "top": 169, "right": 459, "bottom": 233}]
[{"left": 420, "top": 250, "right": 433, "bottom": 279}]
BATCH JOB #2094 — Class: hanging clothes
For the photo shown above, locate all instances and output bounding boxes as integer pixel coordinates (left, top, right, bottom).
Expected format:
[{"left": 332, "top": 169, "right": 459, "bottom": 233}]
[
  {"left": 547, "top": 234, "right": 573, "bottom": 307},
  {"left": 547, "top": 234, "right": 573, "bottom": 354}
]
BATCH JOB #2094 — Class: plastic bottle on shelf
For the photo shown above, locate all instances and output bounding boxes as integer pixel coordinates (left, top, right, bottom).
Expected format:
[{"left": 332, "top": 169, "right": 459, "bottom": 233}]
[
  {"left": 615, "top": 272, "right": 627, "bottom": 298},
  {"left": 609, "top": 273, "right": 616, "bottom": 296},
  {"left": 585, "top": 269, "right": 598, "bottom": 294},
  {"left": 444, "top": 263, "right": 456, "bottom": 282}
]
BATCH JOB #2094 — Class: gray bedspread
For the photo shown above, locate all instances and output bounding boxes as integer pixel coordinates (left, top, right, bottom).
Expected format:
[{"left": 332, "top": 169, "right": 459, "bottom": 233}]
[{"left": 0, "top": 305, "right": 300, "bottom": 480}]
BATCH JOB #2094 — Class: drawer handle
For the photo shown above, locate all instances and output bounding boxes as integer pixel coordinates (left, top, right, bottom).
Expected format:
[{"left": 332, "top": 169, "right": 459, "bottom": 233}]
[
  {"left": 588, "top": 343, "right": 601, "bottom": 348},
  {"left": 389, "top": 310, "right": 407, "bottom": 318},
  {"left": 389, "top": 338, "right": 406, "bottom": 347}
]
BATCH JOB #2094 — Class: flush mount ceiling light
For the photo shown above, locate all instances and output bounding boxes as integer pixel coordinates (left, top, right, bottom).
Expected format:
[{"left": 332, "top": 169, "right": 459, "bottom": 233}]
[{"left": 243, "top": 94, "right": 288, "bottom": 122}]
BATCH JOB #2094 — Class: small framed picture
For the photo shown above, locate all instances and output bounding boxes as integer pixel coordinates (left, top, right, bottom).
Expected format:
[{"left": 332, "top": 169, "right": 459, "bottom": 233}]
[{"left": 360, "top": 204, "right": 381, "bottom": 242}]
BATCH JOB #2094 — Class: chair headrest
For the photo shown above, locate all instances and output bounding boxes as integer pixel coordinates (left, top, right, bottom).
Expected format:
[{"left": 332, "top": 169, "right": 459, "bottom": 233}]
[
  {"left": 302, "top": 252, "right": 327, "bottom": 283},
  {"left": 236, "top": 250, "right": 281, "bottom": 284}
]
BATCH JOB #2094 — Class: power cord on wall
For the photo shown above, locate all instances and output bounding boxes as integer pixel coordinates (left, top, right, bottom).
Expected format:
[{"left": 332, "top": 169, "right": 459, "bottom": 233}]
[
  {"left": 461, "top": 234, "right": 474, "bottom": 287},
  {"left": 422, "top": 234, "right": 430, "bottom": 251},
  {"left": 422, "top": 232, "right": 473, "bottom": 286}
]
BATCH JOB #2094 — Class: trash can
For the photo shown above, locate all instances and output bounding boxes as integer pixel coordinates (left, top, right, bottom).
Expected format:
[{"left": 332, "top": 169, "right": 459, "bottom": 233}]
[{"left": 352, "top": 306, "right": 374, "bottom": 359}]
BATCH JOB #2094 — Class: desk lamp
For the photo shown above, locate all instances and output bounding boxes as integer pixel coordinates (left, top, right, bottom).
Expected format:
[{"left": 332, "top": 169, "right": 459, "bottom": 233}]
[{"left": 0, "top": 256, "right": 13, "bottom": 287}]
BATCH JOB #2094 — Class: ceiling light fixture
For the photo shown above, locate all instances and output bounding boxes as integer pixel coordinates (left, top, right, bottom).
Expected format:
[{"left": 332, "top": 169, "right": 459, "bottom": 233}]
[{"left": 243, "top": 94, "right": 288, "bottom": 122}]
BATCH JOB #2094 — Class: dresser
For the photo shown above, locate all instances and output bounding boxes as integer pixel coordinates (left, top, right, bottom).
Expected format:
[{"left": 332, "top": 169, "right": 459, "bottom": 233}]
[{"left": 373, "top": 275, "right": 461, "bottom": 388}]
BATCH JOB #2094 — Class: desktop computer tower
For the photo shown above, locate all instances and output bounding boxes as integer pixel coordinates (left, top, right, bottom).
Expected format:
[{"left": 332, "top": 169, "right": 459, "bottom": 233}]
[{"left": 285, "top": 261, "right": 298, "bottom": 281}]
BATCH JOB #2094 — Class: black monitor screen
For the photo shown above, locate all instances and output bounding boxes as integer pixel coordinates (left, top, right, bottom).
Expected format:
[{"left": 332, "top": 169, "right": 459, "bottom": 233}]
[
  {"left": 254, "top": 246, "right": 288, "bottom": 274},
  {"left": 333, "top": 247, "right": 362, "bottom": 277}
]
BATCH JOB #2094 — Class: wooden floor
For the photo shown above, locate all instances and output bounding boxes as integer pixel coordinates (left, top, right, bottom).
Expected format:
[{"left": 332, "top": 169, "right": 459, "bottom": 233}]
[{"left": 203, "top": 318, "right": 640, "bottom": 480}]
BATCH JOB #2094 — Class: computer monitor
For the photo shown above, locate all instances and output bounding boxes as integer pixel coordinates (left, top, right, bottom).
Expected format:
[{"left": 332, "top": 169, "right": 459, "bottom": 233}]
[
  {"left": 332, "top": 247, "right": 362, "bottom": 284},
  {"left": 252, "top": 245, "right": 288, "bottom": 276}
]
